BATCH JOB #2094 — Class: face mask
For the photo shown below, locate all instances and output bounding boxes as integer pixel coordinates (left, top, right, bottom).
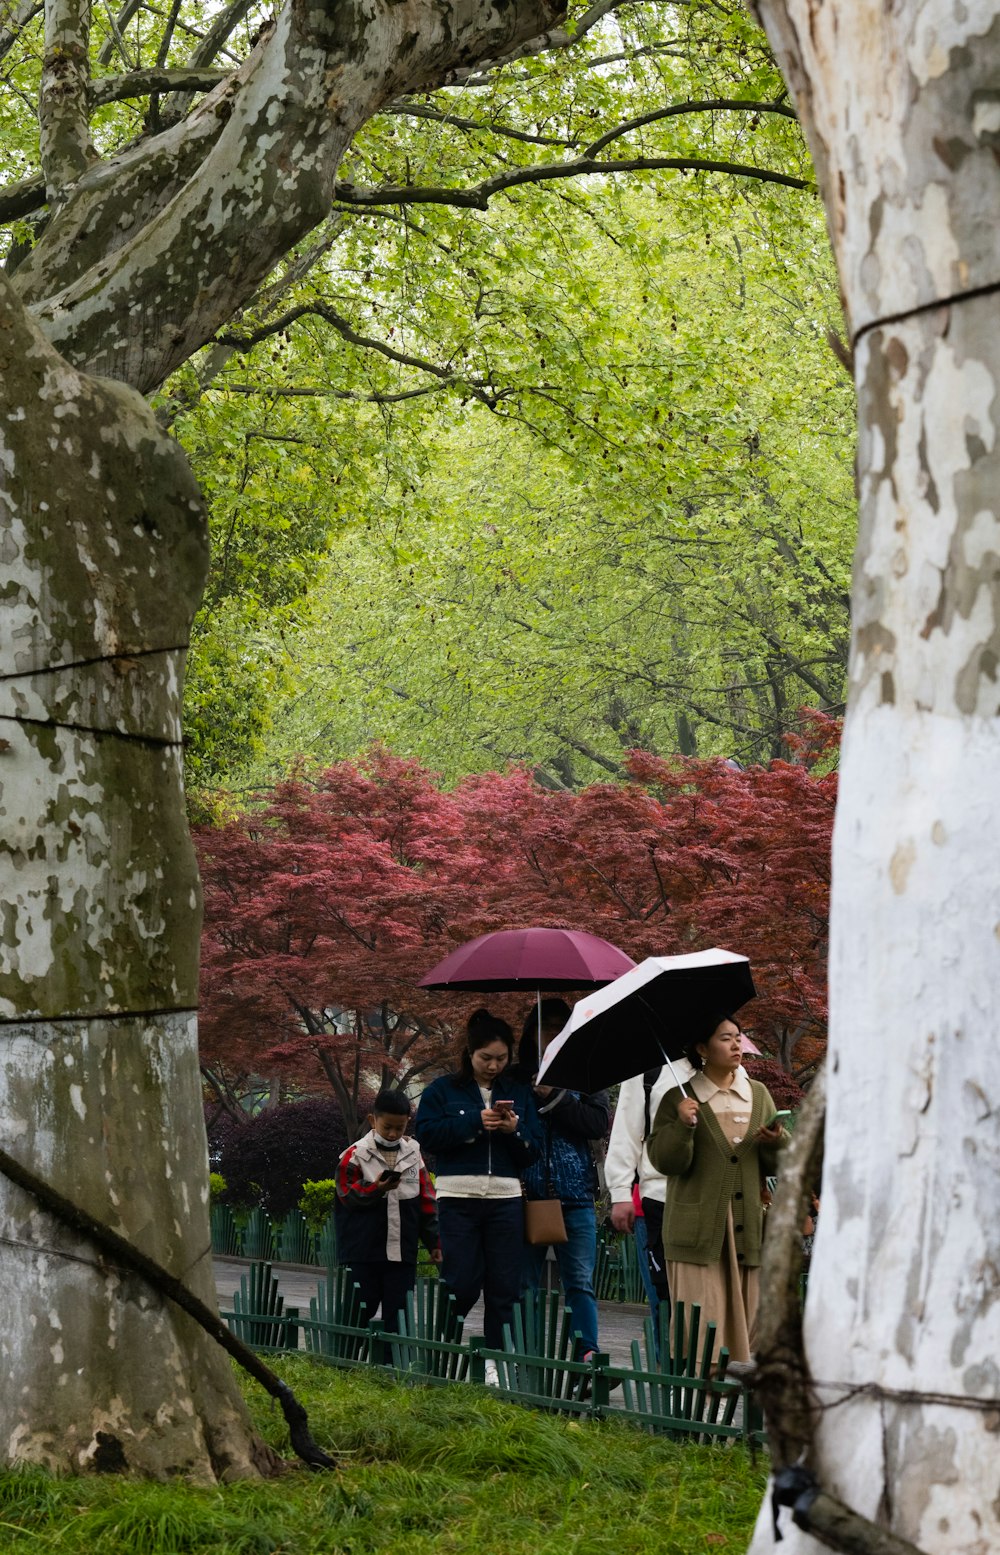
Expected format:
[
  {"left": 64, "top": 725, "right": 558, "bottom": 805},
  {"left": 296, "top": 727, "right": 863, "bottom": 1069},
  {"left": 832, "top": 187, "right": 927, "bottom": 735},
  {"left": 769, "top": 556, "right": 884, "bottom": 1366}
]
[{"left": 373, "top": 1131, "right": 402, "bottom": 1150}]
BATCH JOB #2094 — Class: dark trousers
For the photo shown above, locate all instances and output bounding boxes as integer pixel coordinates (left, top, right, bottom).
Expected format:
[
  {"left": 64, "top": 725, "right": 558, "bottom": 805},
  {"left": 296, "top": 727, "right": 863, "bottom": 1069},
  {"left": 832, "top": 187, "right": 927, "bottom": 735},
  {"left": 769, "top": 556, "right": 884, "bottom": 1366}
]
[
  {"left": 438, "top": 1197, "right": 524, "bottom": 1349},
  {"left": 342, "top": 1261, "right": 417, "bottom": 1333},
  {"left": 641, "top": 1196, "right": 670, "bottom": 1306}
]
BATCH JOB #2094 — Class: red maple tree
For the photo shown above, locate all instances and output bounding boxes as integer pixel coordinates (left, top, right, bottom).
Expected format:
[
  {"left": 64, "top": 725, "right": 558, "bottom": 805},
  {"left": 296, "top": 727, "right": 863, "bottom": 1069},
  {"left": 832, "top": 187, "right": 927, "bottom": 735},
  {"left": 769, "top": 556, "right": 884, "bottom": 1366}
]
[{"left": 195, "top": 725, "right": 836, "bottom": 1134}]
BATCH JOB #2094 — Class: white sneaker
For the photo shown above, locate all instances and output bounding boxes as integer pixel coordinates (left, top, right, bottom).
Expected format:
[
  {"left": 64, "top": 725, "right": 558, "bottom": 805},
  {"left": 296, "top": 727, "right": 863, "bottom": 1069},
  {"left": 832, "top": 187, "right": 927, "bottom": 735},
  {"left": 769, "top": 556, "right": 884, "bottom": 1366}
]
[{"left": 484, "top": 1360, "right": 500, "bottom": 1387}]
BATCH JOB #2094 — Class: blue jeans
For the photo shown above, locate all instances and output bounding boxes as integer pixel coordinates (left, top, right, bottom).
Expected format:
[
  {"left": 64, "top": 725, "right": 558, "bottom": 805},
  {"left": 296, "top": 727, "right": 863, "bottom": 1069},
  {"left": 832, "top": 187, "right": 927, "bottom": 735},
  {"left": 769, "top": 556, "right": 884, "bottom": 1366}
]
[
  {"left": 438, "top": 1197, "right": 524, "bottom": 1349},
  {"left": 522, "top": 1202, "right": 599, "bottom": 1356},
  {"left": 634, "top": 1213, "right": 661, "bottom": 1328}
]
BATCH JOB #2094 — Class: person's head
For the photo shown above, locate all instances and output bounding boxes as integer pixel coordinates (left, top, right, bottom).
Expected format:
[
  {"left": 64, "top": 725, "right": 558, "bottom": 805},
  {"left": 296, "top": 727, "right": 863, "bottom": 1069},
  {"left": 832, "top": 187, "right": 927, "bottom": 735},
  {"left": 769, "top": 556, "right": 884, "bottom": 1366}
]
[
  {"left": 686, "top": 1016, "right": 743, "bottom": 1077},
  {"left": 518, "top": 997, "right": 571, "bottom": 1067},
  {"left": 368, "top": 1088, "right": 411, "bottom": 1145},
  {"left": 460, "top": 1008, "right": 514, "bottom": 1084}
]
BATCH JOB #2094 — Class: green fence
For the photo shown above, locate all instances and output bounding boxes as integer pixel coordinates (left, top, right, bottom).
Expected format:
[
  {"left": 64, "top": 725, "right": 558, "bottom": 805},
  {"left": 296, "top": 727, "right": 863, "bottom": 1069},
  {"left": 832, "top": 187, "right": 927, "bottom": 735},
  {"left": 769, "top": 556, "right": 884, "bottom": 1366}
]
[
  {"left": 220, "top": 1264, "right": 761, "bottom": 1445},
  {"left": 212, "top": 1207, "right": 648, "bottom": 1299}
]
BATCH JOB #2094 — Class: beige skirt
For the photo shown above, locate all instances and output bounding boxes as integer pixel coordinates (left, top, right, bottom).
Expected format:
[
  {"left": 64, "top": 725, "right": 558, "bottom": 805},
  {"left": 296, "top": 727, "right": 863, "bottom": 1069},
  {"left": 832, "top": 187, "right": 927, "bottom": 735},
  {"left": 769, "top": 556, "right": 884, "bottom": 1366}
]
[{"left": 667, "top": 1204, "right": 759, "bottom": 1367}]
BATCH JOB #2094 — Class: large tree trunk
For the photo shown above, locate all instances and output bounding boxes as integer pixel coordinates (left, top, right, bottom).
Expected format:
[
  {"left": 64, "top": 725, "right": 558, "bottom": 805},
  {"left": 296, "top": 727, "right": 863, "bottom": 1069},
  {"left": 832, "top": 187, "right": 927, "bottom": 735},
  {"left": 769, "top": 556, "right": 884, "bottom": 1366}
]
[
  {"left": 0, "top": 279, "right": 279, "bottom": 1478},
  {"left": 1, "top": 0, "right": 562, "bottom": 1477},
  {"left": 748, "top": 5, "right": 1000, "bottom": 1551}
]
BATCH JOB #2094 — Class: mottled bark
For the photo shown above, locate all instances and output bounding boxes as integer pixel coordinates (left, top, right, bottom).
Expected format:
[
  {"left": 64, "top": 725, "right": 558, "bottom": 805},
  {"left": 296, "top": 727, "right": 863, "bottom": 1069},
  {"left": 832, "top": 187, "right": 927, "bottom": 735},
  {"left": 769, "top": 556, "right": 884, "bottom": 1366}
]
[
  {"left": 0, "top": 276, "right": 278, "bottom": 1478},
  {"left": 3, "top": 0, "right": 563, "bottom": 1479},
  {"left": 39, "top": 0, "right": 94, "bottom": 193},
  {"left": 748, "top": 5, "right": 1000, "bottom": 1552}
]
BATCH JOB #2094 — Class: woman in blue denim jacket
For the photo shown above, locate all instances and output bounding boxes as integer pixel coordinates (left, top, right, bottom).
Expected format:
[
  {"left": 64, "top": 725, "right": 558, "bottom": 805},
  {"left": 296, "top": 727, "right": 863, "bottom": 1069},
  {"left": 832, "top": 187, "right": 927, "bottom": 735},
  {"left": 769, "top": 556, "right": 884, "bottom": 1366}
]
[
  {"left": 514, "top": 999, "right": 610, "bottom": 1367},
  {"left": 414, "top": 1010, "right": 541, "bottom": 1351}
]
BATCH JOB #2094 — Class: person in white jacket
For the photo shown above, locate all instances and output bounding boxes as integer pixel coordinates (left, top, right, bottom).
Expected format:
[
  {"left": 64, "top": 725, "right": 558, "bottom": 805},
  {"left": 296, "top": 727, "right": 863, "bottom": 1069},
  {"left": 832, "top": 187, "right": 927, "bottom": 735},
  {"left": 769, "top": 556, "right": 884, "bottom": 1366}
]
[{"left": 604, "top": 1058, "right": 695, "bottom": 1322}]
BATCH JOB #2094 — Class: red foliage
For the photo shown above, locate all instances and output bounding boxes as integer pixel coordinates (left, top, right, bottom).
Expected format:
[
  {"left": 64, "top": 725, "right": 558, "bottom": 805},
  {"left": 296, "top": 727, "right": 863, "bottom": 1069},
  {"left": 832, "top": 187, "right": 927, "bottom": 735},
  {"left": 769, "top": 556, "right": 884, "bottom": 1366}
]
[{"left": 195, "top": 736, "right": 837, "bottom": 1132}]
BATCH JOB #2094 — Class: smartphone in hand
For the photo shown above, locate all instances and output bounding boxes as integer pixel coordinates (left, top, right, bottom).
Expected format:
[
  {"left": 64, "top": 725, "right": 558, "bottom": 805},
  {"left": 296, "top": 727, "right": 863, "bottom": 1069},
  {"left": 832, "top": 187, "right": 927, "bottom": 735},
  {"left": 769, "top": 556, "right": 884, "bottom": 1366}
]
[
  {"left": 769, "top": 1110, "right": 792, "bottom": 1126},
  {"left": 493, "top": 1100, "right": 514, "bottom": 1117},
  {"left": 379, "top": 1168, "right": 403, "bottom": 1185}
]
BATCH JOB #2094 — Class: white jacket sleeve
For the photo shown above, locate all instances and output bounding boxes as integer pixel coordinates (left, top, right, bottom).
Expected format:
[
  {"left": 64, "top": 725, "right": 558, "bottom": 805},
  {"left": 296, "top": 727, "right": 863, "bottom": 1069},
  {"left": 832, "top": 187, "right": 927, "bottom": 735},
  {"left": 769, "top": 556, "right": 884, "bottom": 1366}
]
[
  {"left": 604, "top": 1076, "right": 646, "bottom": 1201},
  {"left": 606, "top": 1061, "right": 697, "bottom": 1203}
]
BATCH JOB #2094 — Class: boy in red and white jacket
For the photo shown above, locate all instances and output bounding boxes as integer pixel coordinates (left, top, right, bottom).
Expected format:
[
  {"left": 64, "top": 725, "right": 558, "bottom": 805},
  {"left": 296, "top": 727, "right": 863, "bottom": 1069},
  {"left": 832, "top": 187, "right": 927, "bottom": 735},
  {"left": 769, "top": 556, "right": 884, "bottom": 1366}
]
[{"left": 334, "top": 1088, "right": 440, "bottom": 1331}]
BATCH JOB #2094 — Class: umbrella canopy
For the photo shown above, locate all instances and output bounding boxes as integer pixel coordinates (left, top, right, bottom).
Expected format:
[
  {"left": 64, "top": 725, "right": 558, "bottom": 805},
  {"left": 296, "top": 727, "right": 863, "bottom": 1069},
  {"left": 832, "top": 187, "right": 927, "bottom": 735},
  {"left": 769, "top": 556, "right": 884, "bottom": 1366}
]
[
  {"left": 536, "top": 948, "right": 756, "bottom": 1093},
  {"left": 419, "top": 927, "right": 635, "bottom": 993}
]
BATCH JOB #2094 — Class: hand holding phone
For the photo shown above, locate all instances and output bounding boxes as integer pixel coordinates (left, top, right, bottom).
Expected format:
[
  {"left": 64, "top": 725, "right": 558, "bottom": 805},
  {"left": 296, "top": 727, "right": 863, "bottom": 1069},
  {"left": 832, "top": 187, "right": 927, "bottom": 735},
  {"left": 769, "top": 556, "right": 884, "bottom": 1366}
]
[
  {"left": 769, "top": 1110, "right": 792, "bottom": 1126},
  {"left": 493, "top": 1099, "right": 514, "bottom": 1117},
  {"left": 379, "top": 1168, "right": 402, "bottom": 1186}
]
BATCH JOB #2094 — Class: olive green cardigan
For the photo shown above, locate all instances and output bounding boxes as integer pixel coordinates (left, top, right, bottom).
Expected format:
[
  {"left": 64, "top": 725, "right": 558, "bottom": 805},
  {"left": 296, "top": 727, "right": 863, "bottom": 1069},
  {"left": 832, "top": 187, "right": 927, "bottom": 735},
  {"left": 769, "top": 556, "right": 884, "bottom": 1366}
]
[{"left": 646, "top": 1080, "right": 786, "bottom": 1269}]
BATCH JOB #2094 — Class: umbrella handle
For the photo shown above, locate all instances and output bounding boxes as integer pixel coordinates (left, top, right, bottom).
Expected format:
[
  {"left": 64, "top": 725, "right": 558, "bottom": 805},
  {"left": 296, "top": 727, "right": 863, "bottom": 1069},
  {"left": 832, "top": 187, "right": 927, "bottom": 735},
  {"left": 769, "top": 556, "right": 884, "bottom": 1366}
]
[
  {"left": 537, "top": 989, "right": 543, "bottom": 1073},
  {"left": 636, "top": 993, "right": 689, "bottom": 1099},
  {"left": 659, "top": 1052, "right": 689, "bottom": 1099}
]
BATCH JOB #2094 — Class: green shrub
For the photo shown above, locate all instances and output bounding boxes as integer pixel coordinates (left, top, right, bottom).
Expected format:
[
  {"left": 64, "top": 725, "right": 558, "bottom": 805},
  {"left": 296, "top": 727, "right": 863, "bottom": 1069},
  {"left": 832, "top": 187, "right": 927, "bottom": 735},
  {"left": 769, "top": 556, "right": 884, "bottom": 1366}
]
[
  {"left": 298, "top": 1178, "right": 337, "bottom": 1231},
  {"left": 209, "top": 1172, "right": 227, "bottom": 1203}
]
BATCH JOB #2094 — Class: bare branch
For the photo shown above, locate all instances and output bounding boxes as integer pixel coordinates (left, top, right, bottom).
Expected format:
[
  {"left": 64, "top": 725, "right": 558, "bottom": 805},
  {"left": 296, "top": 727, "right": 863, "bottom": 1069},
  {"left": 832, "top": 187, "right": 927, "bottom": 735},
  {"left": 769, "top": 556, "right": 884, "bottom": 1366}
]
[
  {"left": 385, "top": 99, "right": 572, "bottom": 148},
  {"left": 547, "top": 729, "right": 627, "bottom": 778},
  {"left": 582, "top": 97, "right": 797, "bottom": 158},
  {"left": 160, "top": 0, "right": 259, "bottom": 123},
  {"left": 213, "top": 381, "right": 449, "bottom": 404},
  {"left": 156, "top": 0, "right": 182, "bottom": 64},
  {"left": 188, "top": 0, "right": 258, "bottom": 69},
  {"left": 446, "top": 0, "right": 621, "bottom": 86},
  {"left": 217, "top": 301, "right": 500, "bottom": 405},
  {"left": 334, "top": 153, "right": 814, "bottom": 211},
  {"left": 156, "top": 213, "right": 352, "bottom": 424}
]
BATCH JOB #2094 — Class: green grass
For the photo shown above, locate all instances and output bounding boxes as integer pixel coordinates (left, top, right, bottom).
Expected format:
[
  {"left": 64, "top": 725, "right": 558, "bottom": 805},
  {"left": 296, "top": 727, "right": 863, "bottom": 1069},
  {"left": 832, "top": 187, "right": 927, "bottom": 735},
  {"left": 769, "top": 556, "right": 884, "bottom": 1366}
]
[{"left": 0, "top": 1360, "right": 767, "bottom": 1553}]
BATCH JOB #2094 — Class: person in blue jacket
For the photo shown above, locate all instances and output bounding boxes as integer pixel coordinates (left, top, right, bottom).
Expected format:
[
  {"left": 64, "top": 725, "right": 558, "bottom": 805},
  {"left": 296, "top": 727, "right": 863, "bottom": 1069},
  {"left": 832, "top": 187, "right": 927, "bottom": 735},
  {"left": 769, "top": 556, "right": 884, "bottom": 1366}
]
[
  {"left": 514, "top": 999, "right": 610, "bottom": 1370},
  {"left": 414, "top": 1009, "right": 541, "bottom": 1354}
]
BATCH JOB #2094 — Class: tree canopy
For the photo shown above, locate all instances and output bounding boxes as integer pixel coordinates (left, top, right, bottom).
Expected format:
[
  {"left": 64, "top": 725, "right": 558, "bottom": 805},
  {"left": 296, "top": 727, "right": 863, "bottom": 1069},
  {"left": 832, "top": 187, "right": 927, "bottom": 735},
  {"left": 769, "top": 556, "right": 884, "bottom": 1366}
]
[
  {"left": 1, "top": 0, "right": 852, "bottom": 789},
  {"left": 172, "top": 110, "right": 851, "bottom": 788}
]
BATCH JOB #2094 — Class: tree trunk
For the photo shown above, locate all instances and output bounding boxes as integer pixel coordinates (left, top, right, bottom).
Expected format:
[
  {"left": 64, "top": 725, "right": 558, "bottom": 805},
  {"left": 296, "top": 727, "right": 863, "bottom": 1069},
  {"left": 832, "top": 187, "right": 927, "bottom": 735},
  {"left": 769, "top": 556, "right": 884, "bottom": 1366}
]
[
  {"left": 0, "top": 279, "right": 279, "bottom": 1478},
  {"left": 748, "top": 5, "right": 1000, "bottom": 1551},
  {"left": 2, "top": 0, "right": 563, "bottom": 1475}
]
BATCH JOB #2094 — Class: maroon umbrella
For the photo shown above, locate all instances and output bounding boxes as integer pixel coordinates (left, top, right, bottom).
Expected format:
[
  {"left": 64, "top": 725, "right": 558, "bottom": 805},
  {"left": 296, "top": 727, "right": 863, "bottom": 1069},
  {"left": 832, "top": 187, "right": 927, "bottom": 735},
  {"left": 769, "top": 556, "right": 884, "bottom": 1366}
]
[{"left": 418, "top": 927, "right": 635, "bottom": 993}]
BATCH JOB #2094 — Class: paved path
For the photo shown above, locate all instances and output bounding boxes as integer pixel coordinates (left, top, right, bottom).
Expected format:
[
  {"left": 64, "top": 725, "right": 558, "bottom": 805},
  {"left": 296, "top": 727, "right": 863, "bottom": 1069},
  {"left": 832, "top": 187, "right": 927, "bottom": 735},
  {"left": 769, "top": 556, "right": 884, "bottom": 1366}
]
[{"left": 214, "top": 1256, "right": 652, "bottom": 1368}]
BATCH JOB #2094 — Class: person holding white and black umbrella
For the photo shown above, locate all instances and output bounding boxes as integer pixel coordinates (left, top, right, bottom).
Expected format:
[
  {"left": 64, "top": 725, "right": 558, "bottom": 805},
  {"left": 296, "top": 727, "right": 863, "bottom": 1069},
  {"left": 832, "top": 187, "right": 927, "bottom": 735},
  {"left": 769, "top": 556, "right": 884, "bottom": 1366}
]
[{"left": 646, "top": 1014, "right": 788, "bottom": 1365}]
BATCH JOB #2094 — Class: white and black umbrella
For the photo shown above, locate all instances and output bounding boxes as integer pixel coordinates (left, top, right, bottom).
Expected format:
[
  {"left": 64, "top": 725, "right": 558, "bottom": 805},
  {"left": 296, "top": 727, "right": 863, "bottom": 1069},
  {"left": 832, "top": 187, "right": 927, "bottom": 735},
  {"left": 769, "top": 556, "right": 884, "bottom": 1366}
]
[{"left": 536, "top": 947, "right": 756, "bottom": 1095}]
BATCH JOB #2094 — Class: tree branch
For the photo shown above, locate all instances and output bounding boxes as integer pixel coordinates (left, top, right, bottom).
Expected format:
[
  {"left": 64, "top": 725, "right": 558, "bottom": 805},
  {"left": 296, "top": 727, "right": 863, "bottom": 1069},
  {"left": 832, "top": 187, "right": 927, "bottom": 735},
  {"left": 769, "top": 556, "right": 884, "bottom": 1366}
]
[
  {"left": 546, "top": 727, "right": 626, "bottom": 777},
  {"left": 0, "top": 0, "right": 42, "bottom": 63},
  {"left": 385, "top": 99, "right": 572, "bottom": 148},
  {"left": 160, "top": 0, "right": 259, "bottom": 123},
  {"left": 444, "top": 0, "right": 620, "bottom": 86},
  {"left": 39, "top": 0, "right": 95, "bottom": 195},
  {"left": 582, "top": 97, "right": 797, "bottom": 158},
  {"left": 334, "top": 153, "right": 813, "bottom": 211},
  {"left": 89, "top": 66, "right": 229, "bottom": 107},
  {"left": 212, "top": 380, "right": 449, "bottom": 404},
  {"left": 0, "top": 171, "right": 47, "bottom": 222},
  {"left": 96, "top": 0, "right": 142, "bottom": 67},
  {"left": 25, "top": 0, "right": 567, "bottom": 389},
  {"left": 217, "top": 301, "right": 500, "bottom": 407}
]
